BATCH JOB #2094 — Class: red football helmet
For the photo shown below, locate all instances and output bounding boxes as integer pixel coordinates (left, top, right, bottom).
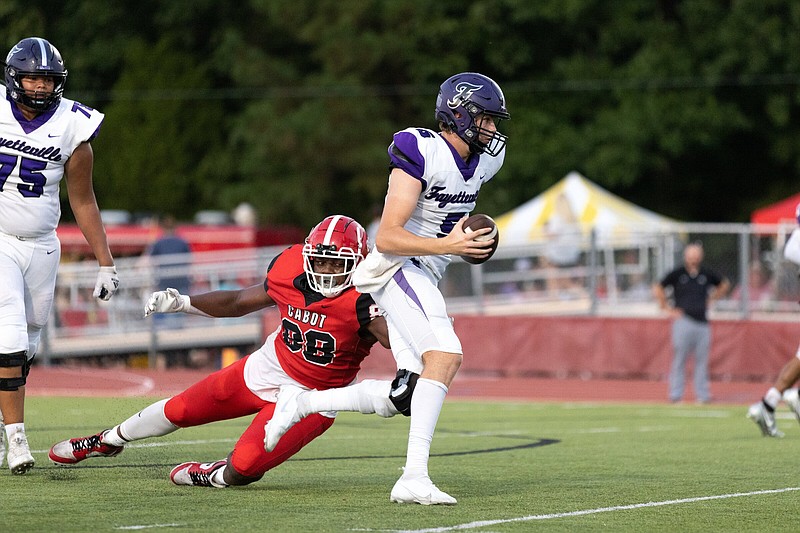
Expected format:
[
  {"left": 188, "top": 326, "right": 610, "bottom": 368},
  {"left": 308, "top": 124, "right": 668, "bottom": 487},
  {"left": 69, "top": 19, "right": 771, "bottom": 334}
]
[{"left": 303, "top": 215, "right": 368, "bottom": 298}]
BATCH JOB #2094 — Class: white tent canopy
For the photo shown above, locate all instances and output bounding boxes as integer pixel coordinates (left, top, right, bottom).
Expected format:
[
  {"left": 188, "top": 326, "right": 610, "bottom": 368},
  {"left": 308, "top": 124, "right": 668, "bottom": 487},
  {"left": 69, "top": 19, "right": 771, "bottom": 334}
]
[{"left": 494, "top": 171, "right": 677, "bottom": 247}]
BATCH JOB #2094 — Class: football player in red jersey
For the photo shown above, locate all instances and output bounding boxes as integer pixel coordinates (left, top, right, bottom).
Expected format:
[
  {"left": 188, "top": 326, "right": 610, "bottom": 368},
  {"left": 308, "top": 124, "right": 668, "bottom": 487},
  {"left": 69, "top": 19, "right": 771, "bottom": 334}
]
[{"left": 49, "top": 215, "right": 414, "bottom": 489}]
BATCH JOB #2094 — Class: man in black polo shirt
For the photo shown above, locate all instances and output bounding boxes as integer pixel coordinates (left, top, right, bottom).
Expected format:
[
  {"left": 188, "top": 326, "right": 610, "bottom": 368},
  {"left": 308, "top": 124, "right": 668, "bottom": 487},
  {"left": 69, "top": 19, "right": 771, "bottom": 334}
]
[{"left": 654, "top": 242, "right": 730, "bottom": 403}]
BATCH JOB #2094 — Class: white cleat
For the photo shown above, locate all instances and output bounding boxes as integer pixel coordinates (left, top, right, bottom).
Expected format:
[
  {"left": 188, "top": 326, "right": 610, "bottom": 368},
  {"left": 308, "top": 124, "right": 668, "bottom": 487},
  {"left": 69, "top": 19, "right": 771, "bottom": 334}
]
[
  {"left": 747, "top": 401, "right": 784, "bottom": 438},
  {"left": 390, "top": 475, "right": 457, "bottom": 505},
  {"left": 170, "top": 460, "right": 228, "bottom": 488},
  {"left": 7, "top": 432, "right": 35, "bottom": 474},
  {"left": 265, "top": 384, "right": 306, "bottom": 452},
  {"left": 784, "top": 388, "right": 800, "bottom": 425}
]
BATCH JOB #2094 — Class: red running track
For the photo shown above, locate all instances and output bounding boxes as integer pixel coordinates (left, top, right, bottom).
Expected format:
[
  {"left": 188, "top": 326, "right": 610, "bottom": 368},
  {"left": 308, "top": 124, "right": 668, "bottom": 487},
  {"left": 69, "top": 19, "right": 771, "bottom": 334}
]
[{"left": 26, "top": 366, "right": 770, "bottom": 404}]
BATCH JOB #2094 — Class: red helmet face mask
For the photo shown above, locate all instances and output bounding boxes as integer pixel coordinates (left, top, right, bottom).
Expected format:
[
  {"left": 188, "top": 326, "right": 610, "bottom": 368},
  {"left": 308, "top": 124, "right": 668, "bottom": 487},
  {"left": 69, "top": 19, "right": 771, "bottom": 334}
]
[{"left": 302, "top": 215, "right": 368, "bottom": 298}]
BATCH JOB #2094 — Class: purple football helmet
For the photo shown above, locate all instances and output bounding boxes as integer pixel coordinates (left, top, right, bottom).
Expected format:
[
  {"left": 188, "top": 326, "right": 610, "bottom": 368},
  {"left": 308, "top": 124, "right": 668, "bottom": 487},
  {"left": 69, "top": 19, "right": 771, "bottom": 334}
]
[
  {"left": 5, "top": 37, "right": 68, "bottom": 111},
  {"left": 435, "top": 72, "right": 510, "bottom": 156}
]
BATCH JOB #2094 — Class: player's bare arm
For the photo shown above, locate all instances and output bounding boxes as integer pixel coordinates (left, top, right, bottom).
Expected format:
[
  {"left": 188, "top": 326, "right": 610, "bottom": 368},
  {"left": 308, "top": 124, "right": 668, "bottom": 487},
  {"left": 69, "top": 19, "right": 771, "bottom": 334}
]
[
  {"left": 366, "top": 315, "right": 391, "bottom": 349},
  {"left": 189, "top": 283, "right": 275, "bottom": 317},
  {"left": 375, "top": 169, "right": 492, "bottom": 258},
  {"left": 65, "top": 142, "right": 114, "bottom": 267}
]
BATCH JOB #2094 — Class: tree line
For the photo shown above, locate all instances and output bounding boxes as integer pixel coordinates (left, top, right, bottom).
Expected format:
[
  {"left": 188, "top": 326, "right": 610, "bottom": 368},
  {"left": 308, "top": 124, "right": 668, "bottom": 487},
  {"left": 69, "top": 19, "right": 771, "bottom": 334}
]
[{"left": 5, "top": 0, "right": 800, "bottom": 229}]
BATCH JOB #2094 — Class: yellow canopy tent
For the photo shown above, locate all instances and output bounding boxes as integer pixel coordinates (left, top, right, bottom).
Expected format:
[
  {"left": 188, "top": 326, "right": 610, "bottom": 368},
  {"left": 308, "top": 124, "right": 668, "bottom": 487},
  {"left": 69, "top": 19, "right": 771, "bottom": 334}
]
[{"left": 494, "top": 171, "right": 677, "bottom": 247}]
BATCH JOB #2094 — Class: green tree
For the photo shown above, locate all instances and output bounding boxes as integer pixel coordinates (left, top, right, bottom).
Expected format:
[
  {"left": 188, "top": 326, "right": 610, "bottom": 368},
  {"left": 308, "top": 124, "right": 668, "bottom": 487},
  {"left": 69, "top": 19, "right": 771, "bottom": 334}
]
[
  {"left": 91, "top": 37, "right": 228, "bottom": 218},
  {"left": 5, "top": 0, "right": 800, "bottom": 227}
]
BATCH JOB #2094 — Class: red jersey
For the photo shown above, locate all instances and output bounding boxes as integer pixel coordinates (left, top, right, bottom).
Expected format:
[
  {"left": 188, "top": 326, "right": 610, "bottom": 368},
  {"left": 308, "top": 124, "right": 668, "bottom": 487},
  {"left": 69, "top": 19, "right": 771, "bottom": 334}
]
[{"left": 265, "top": 245, "right": 381, "bottom": 390}]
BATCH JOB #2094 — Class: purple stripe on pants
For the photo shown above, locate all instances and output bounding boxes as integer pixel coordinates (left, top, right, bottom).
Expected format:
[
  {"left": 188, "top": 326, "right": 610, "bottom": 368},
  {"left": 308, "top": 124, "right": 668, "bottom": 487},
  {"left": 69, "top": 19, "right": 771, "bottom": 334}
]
[{"left": 392, "top": 267, "right": 427, "bottom": 319}]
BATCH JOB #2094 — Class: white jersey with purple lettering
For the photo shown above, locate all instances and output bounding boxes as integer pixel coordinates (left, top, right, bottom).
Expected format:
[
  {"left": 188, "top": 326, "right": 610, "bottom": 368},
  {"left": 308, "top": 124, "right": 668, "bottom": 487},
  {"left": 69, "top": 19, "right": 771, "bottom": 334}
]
[
  {"left": 0, "top": 85, "right": 104, "bottom": 238},
  {"left": 387, "top": 126, "right": 504, "bottom": 280}
]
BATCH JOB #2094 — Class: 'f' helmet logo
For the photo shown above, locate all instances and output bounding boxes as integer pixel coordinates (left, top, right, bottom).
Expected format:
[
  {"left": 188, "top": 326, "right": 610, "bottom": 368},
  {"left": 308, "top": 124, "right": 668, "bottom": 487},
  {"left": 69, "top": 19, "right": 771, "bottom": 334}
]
[
  {"left": 447, "top": 82, "right": 483, "bottom": 109},
  {"left": 6, "top": 45, "right": 23, "bottom": 63}
]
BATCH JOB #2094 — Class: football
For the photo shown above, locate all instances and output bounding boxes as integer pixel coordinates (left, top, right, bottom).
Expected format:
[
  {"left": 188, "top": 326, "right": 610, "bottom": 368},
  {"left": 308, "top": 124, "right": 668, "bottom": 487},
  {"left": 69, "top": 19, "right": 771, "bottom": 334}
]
[{"left": 461, "top": 214, "right": 499, "bottom": 265}]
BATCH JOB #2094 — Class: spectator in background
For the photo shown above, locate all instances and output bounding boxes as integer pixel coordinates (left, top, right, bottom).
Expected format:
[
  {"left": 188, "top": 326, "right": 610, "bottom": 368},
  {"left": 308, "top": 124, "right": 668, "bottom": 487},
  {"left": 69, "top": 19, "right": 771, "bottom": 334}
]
[
  {"left": 731, "top": 260, "right": 774, "bottom": 307},
  {"left": 232, "top": 202, "right": 257, "bottom": 227},
  {"left": 619, "top": 250, "right": 652, "bottom": 300},
  {"left": 145, "top": 215, "right": 192, "bottom": 294},
  {"left": 622, "top": 270, "right": 652, "bottom": 300},
  {"left": 653, "top": 242, "right": 730, "bottom": 404},
  {"left": 543, "top": 192, "right": 583, "bottom": 298},
  {"left": 144, "top": 215, "right": 192, "bottom": 367}
]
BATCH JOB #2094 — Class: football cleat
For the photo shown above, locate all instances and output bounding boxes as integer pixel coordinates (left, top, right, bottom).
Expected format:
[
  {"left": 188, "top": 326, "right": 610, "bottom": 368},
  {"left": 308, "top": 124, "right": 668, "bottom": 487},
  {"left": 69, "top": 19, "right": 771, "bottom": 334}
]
[
  {"left": 170, "top": 460, "right": 228, "bottom": 488},
  {"left": 265, "top": 384, "right": 307, "bottom": 452},
  {"left": 784, "top": 388, "right": 800, "bottom": 425},
  {"left": 390, "top": 475, "right": 457, "bottom": 505},
  {"left": 747, "top": 401, "right": 784, "bottom": 438},
  {"left": 49, "top": 431, "right": 124, "bottom": 465},
  {"left": 8, "top": 432, "right": 35, "bottom": 475}
]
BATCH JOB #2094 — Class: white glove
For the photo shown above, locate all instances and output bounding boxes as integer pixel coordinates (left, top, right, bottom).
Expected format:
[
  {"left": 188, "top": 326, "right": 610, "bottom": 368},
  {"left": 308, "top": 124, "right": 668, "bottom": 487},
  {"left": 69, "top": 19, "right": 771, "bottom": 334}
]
[
  {"left": 93, "top": 266, "right": 119, "bottom": 301},
  {"left": 144, "top": 288, "right": 189, "bottom": 317}
]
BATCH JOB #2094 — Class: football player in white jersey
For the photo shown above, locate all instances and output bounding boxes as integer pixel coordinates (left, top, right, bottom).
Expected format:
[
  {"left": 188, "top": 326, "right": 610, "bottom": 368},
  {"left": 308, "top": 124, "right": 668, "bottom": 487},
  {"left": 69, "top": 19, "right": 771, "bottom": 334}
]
[
  {"left": 747, "top": 204, "right": 800, "bottom": 437},
  {"left": 0, "top": 37, "right": 119, "bottom": 474},
  {"left": 266, "top": 72, "right": 509, "bottom": 505}
]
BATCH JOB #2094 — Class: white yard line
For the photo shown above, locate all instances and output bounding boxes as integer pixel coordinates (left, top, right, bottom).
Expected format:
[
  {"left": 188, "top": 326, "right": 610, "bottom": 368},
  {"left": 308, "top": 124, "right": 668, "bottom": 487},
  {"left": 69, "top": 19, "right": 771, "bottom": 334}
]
[
  {"left": 114, "top": 524, "right": 184, "bottom": 530},
  {"left": 357, "top": 486, "right": 800, "bottom": 533}
]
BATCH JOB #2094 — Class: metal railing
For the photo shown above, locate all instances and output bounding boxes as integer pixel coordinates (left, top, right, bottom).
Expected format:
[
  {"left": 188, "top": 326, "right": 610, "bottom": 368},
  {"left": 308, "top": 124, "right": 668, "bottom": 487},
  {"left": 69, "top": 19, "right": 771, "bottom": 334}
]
[
  {"left": 40, "top": 246, "right": 286, "bottom": 366},
  {"left": 443, "top": 222, "right": 800, "bottom": 318},
  {"left": 40, "top": 223, "right": 800, "bottom": 365}
]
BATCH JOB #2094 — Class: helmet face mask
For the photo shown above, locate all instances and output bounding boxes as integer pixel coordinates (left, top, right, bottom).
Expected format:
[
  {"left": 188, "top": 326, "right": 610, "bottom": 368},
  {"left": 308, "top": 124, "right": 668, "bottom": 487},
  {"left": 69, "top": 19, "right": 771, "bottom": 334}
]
[
  {"left": 5, "top": 37, "right": 68, "bottom": 112},
  {"left": 302, "top": 215, "right": 368, "bottom": 298},
  {"left": 435, "top": 72, "right": 510, "bottom": 156}
]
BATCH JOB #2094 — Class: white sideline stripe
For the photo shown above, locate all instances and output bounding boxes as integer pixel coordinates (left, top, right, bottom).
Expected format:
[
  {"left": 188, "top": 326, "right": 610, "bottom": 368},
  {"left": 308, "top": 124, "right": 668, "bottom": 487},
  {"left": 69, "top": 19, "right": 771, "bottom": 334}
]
[
  {"left": 366, "top": 487, "right": 800, "bottom": 533},
  {"left": 115, "top": 524, "right": 184, "bottom": 530}
]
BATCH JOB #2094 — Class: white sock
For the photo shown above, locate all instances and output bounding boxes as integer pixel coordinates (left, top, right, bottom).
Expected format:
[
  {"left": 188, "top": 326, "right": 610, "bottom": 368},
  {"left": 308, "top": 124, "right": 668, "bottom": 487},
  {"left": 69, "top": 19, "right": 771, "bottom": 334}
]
[
  {"left": 305, "top": 388, "right": 348, "bottom": 415},
  {"left": 306, "top": 380, "right": 396, "bottom": 417},
  {"left": 5, "top": 423, "right": 24, "bottom": 439},
  {"left": 402, "top": 378, "right": 448, "bottom": 479},
  {"left": 107, "top": 399, "right": 179, "bottom": 444},
  {"left": 764, "top": 387, "right": 782, "bottom": 410}
]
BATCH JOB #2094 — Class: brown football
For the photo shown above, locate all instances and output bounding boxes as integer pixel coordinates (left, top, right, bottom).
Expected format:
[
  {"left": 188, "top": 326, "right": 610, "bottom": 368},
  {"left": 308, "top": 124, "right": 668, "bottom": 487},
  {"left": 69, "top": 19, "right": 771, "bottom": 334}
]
[{"left": 461, "top": 214, "right": 499, "bottom": 265}]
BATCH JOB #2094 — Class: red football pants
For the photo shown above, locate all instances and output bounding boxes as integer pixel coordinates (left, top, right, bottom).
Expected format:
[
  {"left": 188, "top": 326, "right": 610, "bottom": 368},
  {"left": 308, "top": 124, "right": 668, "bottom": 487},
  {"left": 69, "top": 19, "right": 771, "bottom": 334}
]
[{"left": 163, "top": 355, "right": 334, "bottom": 478}]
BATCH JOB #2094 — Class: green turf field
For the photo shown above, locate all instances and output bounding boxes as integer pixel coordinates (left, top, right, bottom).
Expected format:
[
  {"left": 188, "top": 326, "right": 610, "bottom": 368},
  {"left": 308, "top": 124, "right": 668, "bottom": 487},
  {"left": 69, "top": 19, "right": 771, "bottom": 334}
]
[{"left": 1, "top": 397, "right": 797, "bottom": 531}]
